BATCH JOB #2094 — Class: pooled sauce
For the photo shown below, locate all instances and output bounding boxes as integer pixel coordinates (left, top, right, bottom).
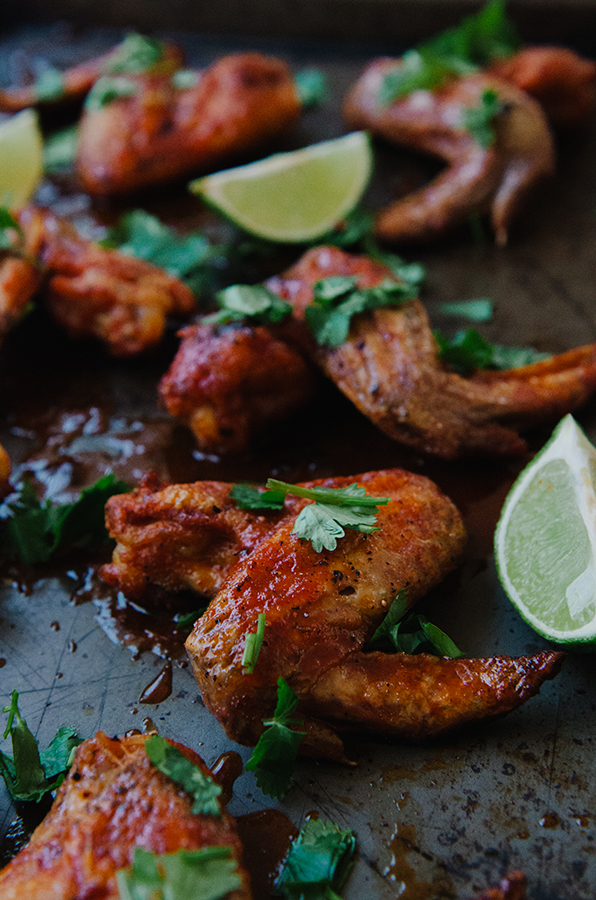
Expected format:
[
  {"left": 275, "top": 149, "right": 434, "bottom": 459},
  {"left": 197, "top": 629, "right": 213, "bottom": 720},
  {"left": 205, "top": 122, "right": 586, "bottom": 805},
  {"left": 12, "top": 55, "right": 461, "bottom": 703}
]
[
  {"left": 210, "top": 751, "right": 243, "bottom": 805},
  {"left": 236, "top": 809, "right": 297, "bottom": 900},
  {"left": 139, "top": 662, "right": 173, "bottom": 704}
]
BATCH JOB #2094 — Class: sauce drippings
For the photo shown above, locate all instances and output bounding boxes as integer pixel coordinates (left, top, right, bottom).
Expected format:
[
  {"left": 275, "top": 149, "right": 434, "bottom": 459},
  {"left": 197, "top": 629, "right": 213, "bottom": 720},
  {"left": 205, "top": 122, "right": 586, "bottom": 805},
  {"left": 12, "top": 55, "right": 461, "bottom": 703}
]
[
  {"left": 139, "top": 662, "right": 173, "bottom": 704},
  {"left": 210, "top": 751, "right": 243, "bottom": 805},
  {"left": 236, "top": 809, "right": 297, "bottom": 900}
]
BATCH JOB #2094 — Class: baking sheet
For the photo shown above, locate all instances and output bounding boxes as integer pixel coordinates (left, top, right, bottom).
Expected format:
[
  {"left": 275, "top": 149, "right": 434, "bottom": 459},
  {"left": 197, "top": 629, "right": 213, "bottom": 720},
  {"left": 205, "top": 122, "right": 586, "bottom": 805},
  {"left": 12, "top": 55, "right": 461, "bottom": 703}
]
[{"left": 1, "top": 18, "right": 596, "bottom": 900}]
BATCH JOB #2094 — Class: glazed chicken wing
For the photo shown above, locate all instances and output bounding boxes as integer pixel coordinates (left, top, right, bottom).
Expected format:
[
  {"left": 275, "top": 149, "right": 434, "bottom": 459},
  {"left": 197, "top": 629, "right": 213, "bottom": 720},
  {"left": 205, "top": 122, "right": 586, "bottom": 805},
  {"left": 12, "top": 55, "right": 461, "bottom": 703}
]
[
  {"left": 76, "top": 53, "right": 301, "bottom": 196},
  {"left": 158, "top": 322, "right": 316, "bottom": 454},
  {"left": 268, "top": 246, "right": 596, "bottom": 459},
  {"left": 0, "top": 732, "right": 251, "bottom": 900},
  {"left": 185, "top": 468, "right": 561, "bottom": 759},
  {"left": 344, "top": 63, "right": 554, "bottom": 245}
]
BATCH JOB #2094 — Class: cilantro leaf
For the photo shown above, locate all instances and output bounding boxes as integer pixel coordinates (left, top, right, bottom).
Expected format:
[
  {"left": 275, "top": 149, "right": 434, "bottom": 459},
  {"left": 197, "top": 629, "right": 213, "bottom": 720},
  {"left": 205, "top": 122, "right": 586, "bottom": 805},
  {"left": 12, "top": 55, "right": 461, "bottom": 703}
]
[
  {"left": 44, "top": 125, "right": 79, "bottom": 175},
  {"left": 305, "top": 276, "right": 416, "bottom": 348},
  {"left": 242, "top": 613, "right": 266, "bottom": 674},
  {"left": 104, "top": 33, "right": 170, "bottom": 76},
  {"left": 0, "top": 207, "right": 24, "bottom": 253},
  {"left": 434, "top": 327, "right": 550, "bottom": 374},
  {"left": 0, "top": 690, "right": 82, "bottom": 803},
  {"left": 365, "top": 591, "right": 464, "bottom": 658},
  {"left": 461, "top": 88, "right": 505, "bottom": 147},
  {"left": 439, "top": 298, "right": 493, "bottom": 322},
  {"left": 295, "top": 68, "right": 327, "bottom": 109},
  {"left": 3, "top": 473, "right": 129, "bottom": 565},
  {"left": 202, "top": 284, "right": 292, "bottom": 327},
  {"left": 116, "top": 845, "right": 241, "bottom": 900},
  {"left": 246, "top": 677, "right": 305, "bottom": 799},
  {"left": 229, "top": 483, "right": 286, "bottom": 510},
  {"left": 145, "top": 734, "right": 222, "bottom": 816},
  {"left": 378, "top": 49, "right": 466, "bottom": 104},
  {"left": 276, "top": 818, "right": 356, "bottom": 900},
  {"left": 174, "top": 608, "right": 208, "bottom": 629},
  {"left": 172, "top": 69, "right": 202, "bottom": 90},
  {"left": 85, "top": 75, "right": 136, "bottom": 112}
]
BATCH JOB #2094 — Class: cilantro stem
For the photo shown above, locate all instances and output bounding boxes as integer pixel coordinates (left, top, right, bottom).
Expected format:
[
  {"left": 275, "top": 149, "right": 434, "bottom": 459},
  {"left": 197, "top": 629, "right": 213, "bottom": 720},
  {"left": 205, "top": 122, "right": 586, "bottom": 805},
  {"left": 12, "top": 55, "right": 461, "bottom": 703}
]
[{"left": 265, "top": 479, "right": 389, "bottom": 508}]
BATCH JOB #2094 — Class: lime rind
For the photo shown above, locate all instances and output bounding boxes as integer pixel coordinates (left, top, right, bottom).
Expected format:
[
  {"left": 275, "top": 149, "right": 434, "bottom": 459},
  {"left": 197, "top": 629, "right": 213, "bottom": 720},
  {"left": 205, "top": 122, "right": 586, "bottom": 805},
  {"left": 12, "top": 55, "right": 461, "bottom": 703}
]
[
  {"left": 189, "top": 131, "right": 373, "bottom": 243},
  {"left": 495, "top": 414, "right": 596, "bottom": 649}
]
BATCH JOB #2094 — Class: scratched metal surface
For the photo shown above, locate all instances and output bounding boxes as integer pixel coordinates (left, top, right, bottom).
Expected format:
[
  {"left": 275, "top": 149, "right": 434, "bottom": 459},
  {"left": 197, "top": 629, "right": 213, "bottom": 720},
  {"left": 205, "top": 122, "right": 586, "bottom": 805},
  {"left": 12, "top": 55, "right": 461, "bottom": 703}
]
[{"left": 1, "top": 17, "right": 596, "bottom": 900}]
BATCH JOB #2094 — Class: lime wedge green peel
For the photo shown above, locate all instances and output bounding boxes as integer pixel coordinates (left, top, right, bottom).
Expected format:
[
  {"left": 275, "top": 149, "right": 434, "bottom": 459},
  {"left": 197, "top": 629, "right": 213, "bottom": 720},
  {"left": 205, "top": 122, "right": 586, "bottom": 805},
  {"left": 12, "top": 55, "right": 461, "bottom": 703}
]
[
  {"left": 0, "top": 109, "right": 43, "bottom": 207},
  {"left": 495, "top": 414, "right": 596, "bottom": 650},
  {"left": 189, "top": 131, "right": 373, "bottom": 243}
]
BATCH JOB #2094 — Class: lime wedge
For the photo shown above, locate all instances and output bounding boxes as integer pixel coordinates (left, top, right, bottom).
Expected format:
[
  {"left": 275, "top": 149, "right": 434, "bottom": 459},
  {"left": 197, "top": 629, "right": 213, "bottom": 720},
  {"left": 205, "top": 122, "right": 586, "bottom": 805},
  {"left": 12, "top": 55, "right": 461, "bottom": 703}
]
[
  {"left": 495, "top": 414, "right": 596, "bottom": 650},
  {"left": 190, "top": 131, "right": 372, "bottom": 243},
  {"left": 0, "top": 110, "right": 43, "bottom": 207}
]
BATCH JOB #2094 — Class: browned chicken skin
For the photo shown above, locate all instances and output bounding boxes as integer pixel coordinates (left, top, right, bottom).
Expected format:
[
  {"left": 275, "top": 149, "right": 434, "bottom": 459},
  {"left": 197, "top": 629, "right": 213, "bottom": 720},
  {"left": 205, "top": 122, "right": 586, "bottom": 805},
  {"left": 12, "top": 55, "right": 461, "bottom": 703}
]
[
  {"left": 472, "top": 871, "right": 526, "bottom": 900},
  {"left": 268, "top": 246, "right": 596, "bottom": 459},
  {"left": 159, "top": 321, "right": 316, "bottom": 454},
  {"left": 1, "top": 207, "right": 195, "bottom": 355},
  {"left": 0, "top": 732, "right": 251, "bottom": 900},
  {"left": 184, "top": 468, "right": 561, "bottom": 758},
  {"left": 344, "top": 62, "right": 554, "bottom": 245},
  {"left": 76, "top": 53, "right": 301, "bottom": 196}
]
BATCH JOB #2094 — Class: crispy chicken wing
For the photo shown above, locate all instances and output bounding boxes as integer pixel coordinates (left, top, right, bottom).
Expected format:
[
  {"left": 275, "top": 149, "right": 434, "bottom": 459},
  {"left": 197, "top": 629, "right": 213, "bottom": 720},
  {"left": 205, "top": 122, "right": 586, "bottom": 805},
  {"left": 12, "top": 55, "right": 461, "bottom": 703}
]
[
  {"left": 268, "top": 246, "right": 596, "bottom": 459},
  {"left": 101, "top": 474, "right": 302, "bottom": 602},
  {"left": 490, "top": 46, "right": 596, "bottom": 129},
  {"left": 185, "top": 468, "right": 561, "bottom": 758},
  {"left": 0, "top": 35, "right": 182, "bottom": 112},
  {"left": 158, "top": 322, "right": 316, "bottom": 454},
  {"left": 472, "top": 871, "right": 526, "bottom": 900},
  {"left": 76, "top": 53, "right": 301, "bottom": 196},
  {"left": 0, "top": 731, "right": 251, "bottom": 900},
  {"left": 343, "top": 62, "right": 554, "bottom": 245}
]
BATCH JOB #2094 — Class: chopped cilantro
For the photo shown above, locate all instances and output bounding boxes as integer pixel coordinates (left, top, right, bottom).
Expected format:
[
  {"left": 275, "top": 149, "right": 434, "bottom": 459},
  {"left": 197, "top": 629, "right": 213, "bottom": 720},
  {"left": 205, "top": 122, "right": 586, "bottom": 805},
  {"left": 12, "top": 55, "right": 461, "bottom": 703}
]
[
  {"left": 379, "top": 0, "right": 520, "bottom": 104},
  {"left": 461, "top": 88, "right": 505, "bottom": 147},
  {"left": 434, "top": 326, "right": 550, "bottom": 374},
  {"left": 145, "top": 734, "right": 222, "bottom": 816},
  {"left": 246, "top": 676, "right": 305, "bottom": 799},
  {"left": 34, "top": 66, "right": 65, "bottom": 103},
  {"left": 173, "top": 608, "right": 208, "bottom": 629},
  {"left": 85, "top": 75, "right": 136, "bottom": 112},
  {"left": 0, "top": 690, "right": 82, "bottom": 803},
  {"left": 101, "top": 209, "right": 211, "bottom": 297},
  {"left": 202, "top": 284, "right": 292, "bottom": 326},
  {"left": 229, "top": 483, "right": 286, "bottom": 510},
  {"left": 104, "top": 33, "right": 169, "bottom": 76},
  {"left": 276, "top": 818, "right": 356, "bottom": 900},
  {"left": 365, "top": 590, "right": 465, "bottom": 658},
  {"left": 116, "top": 845, "right": 241, "bottom": 900},
  {"left": 242, "top": 613, "right": 266, "bottom": 674},
  {"left": 440, "top": 298, "right": 493, "bottom": 322},
  {"left": 295, "top": 68, "right": 327, "bottom": 109},
  {"left": 172, "top": 68, "right": 201, "bottom": 90},
  {"left": 305, "top": 275, "right": 416, "bottom": 348},
  {"left": 0, "top": 207, "right": 23, "bottom": 253},
  {"left": 266, "top": 478, "right": 389, "bottom": 554},
  {"left": 43, "top": 125, "right": 79, "bottom": 175},
  {"left": 2, "top": 473, "right": 129, "bottom": 565}
]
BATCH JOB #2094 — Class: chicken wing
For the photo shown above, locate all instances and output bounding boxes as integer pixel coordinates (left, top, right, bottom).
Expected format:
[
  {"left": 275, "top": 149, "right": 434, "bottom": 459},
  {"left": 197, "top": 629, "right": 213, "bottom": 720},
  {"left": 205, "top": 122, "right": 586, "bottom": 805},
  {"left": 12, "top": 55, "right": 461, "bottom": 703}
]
[
  {"left": 0, "top": 206, "right": 45, "bottom": 344},
  {"left": 0, "top": 34, "right": 183, "bottom": 113},
  {"left": 0, "top": 731, "right": 251, "bottom": 900},
  {"left": 185, "top": 468, "right": 561, "bottom": 758},
  {"left": 268, "top": 246, "right": 596, "bottom": 459},
  {"left": 101, "top": 473, "right": 302, "bottom": 602},
  {"left": 158, "top": 322, "right": 316, "bottom": 454},
  {"left": 343, "top": 62, "right": 554, "bottom": 245},
  {"left": 76, "top": 53, "right": 301, "bottom": 196},
  {"left": 490, "top": 46, "right": 596, "bottom": 129}
]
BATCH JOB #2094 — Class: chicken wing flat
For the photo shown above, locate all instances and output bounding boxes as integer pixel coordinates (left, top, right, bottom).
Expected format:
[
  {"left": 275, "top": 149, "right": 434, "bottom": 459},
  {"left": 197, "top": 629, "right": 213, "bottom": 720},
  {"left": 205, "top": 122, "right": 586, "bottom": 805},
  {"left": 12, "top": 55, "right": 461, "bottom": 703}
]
[
  {"left": 6, "top": 206, "right": 195, "bottom": 355},
  {"left": 269, "top": 246, "right": 596, "bottom": 459},
  {"left": 185, "top": 468, "right": 562, "bottom": 758},
  {"left": 0, "top": 731, "right": 251, "bottom": 900},
  {"left": 472, "top": 871, "right": 526, "bottom": 900},
  {"left": 101, "top": 474, "right": 303, "bottom": 602},
  {"left": 158, "top": 322, "right": 316, "bottom": 454},
  {"left": 0, "top": 34, "right": 183, "bottom": 113},
  {"left": 76, "top": 53, "right": 301, "bottom": 196},
  {"left": 343, "top": 62, "right": 554, "bottom": 246}
]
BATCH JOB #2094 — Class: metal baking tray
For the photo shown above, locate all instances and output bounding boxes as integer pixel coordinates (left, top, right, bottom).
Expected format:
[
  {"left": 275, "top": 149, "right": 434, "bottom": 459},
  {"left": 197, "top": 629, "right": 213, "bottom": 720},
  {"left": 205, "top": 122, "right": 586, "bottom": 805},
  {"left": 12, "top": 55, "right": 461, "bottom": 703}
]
[{"left": 1, "top": 12, "right": 596, "bottom": 899}]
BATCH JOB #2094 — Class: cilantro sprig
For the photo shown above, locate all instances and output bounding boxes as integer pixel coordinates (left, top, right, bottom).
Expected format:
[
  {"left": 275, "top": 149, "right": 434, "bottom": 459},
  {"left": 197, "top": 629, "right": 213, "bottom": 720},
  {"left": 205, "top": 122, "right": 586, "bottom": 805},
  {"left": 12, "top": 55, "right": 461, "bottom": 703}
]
[
  {"left": 305, "top": 275, "right": 417, "bottom": 348},
  {"left": 202, "top": 283, "right": 292, "bottom": 327},
  {"left": 44, "top": 125, "right": 79, "bottom": 175},
  {"left": 246, "top": 677, "right": 306, "bottom": 799},
  {"left": 229, "top": 483, "right": 286, "bottom": 510},
  {"left": 365, "top": 590, "right": 464, "bottom": 657},
  {"left": 276, "top": 818, "right": 356, "bottom": 900},
  {"left": 461, "top": 88, "right": 505, "bottom": 147},
  {"left": 0, "top": 208, "right": 24, "bottom": 253},
  {"left": 379, "top": 0, "right": 520, "bottom": 104},
  {"left": 145, "top": 734, "right": 222, "bottom": 816},
  {"left": 116, "top": 845, "right": 241, "bottom": 900},
  {"left": 104, "top": 33, "right": 170, "bottom": 76},
  {"left": 34, "top": 66, "right": 65, "bottom": 103},
  {"left": 439, "top": 297, "right": 493, "bottom": 322},
  {"left": 295, "top": 68, "right": 327, "bottom": 109},
  {"left": 242, "top": 613, "right": 266, "bottom": 674},
  {"left": 85, "top": 75, "right": 137, "bottom": 111},
  {"left": 434, "top": 327, "right": 550, "bottom": 374},
  {"left": 0, "top": 690, "right": 82, "bottom": 803},
  {"left": 2, "top": 473, "right": 129, "bottom": 565}
]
